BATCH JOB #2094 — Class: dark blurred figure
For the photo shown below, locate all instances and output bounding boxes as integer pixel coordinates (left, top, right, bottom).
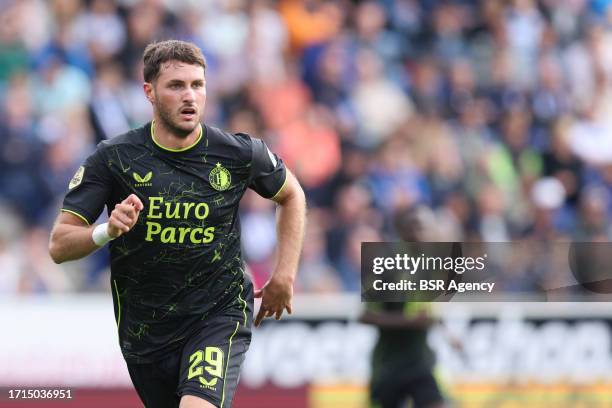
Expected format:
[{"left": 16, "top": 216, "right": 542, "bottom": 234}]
[
  {"left": 360, "top": 205, "right": 447, "bottom": 408},
  {"left": 573, "top": 186, "right": 612, "bottom": 240},
  {"left": 0, "top": 74, "right": 50, "bottom": 224},
  {"left": 541, "top": 117, "right": 583, "bottom": 206}
]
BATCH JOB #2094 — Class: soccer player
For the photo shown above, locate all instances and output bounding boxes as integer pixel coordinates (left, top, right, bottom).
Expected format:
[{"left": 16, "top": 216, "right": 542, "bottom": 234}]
[
  {"left": 360, "top": 206, "right": 447, "bottom": 408},
  {"left": 361, "top": 302, "right": 447, "bottom": 408},
  {"left": 48, "top": 40, "right": 306, "bottom": 408}
]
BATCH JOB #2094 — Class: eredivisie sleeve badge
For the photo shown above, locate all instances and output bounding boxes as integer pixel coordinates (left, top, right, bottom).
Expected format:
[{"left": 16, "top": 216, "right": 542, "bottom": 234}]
[{"left": 69, "top": 166, "right": 85, "bottom": 189}]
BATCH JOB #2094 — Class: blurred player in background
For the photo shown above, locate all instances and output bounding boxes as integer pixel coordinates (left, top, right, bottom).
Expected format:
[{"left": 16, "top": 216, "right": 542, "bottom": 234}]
[
  {"left": 48, "top": 40, "right": 306, "bottom": 408},
  {"left": 361, "top": 206, "right": 448, "bottom": 408}
]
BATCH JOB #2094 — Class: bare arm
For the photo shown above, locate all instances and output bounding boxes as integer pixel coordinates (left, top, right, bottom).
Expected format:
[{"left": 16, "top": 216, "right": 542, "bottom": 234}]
[
  {"left": 254, "top": 170, "right": 306, "bottom": 326},
  {"left": 49, "top": 212, "right": 100, "bottom": 264},
  {"left": 49, "top": 194, "right": 144, "bottom": 264}
]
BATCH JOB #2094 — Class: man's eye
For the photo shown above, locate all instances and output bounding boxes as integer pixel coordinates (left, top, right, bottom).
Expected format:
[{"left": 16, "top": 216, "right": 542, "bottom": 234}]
[
  {"left": 170, "top": 84, "right": 182, "bottom": 89},
  {"left": 193, "top": 83, "right": 203, "bottom": 89}
]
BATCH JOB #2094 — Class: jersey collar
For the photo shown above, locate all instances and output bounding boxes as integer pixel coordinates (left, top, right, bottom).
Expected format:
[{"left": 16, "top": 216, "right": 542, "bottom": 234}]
[{"left": 150, "top": 120, "right": 203, "bottom": 153}]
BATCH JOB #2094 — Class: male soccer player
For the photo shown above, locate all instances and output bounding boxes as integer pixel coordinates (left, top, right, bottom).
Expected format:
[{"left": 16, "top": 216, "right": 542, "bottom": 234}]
[
  {"left": 48, "top": 40, "right": 306, "bottom": 408},
  {"left": 360, "top": 206, "right": 447, "bottom": 408}
]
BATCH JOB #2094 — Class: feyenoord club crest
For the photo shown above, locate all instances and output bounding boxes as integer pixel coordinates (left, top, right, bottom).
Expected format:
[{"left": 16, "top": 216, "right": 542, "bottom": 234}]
[{"left": 209, "top": 163, "right": 231, "bottom": 191}]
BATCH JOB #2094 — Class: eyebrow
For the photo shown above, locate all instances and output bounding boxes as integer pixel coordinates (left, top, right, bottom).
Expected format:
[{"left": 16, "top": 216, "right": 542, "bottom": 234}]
[{"left": 166, "top": 79, "right": 205, "bottom": 85}]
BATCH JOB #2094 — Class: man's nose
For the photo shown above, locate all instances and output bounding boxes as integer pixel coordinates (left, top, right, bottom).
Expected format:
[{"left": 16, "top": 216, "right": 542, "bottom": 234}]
[{"left": 182, "top": 88, "right": 196, "bottom": 103}]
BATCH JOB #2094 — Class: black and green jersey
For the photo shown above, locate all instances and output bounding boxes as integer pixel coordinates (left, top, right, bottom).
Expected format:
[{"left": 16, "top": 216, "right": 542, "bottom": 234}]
[
  {"left": 369, "top": 302, "right": 435, "bottom": 380},
  {"left": 62, "top": 121, "right": 286, "bottom": 363}
]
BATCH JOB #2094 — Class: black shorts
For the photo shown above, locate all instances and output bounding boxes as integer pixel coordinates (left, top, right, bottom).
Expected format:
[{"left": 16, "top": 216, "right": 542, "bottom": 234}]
[
  {"left": 127, "top": 310, "right": 252, "bottom": 408},
  {"left": 370, "top": 370, "right": 444, "bottom": 408}
]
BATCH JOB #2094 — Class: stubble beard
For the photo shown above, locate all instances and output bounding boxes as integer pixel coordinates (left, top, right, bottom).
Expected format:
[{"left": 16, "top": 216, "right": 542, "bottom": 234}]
[{"left": 156, "top": 102, "right": 199, "bottom": 139}]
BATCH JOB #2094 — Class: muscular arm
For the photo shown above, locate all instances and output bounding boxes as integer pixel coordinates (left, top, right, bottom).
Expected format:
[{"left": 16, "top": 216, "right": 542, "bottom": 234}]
[
  {"left": 254, "top": 170, "right": 306, "bottom": 326},
  {"left": 49, "top": 212, "right": 100, "bottom": 264},
  {"left": 270, "top": 170, "right": 306, "bottom": 288},
  {"left": 49, "top": 194, "right": 144, "bottom": 264}
]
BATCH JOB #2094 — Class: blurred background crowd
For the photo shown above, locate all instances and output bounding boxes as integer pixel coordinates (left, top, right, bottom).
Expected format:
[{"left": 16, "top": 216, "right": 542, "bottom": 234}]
[{"left": 1, "top": 0, "right": 612, "bottom": 294}]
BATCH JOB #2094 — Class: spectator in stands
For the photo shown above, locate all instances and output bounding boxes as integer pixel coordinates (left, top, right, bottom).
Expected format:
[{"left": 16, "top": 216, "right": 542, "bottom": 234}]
[{"left": 0, "top": 0, "right": 609, "bottom": 296}]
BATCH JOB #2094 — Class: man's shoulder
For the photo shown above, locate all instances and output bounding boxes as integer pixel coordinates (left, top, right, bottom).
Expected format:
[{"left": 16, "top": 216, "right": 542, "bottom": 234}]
[
  {"left": 97, "top": 123, "right": 149, "bottom": 151},
  {"left": 206, "top": 124, "right": 252, "bottom": 150},
  {"left": 205, "top": 124, "right": 255, "bottom": 165}
]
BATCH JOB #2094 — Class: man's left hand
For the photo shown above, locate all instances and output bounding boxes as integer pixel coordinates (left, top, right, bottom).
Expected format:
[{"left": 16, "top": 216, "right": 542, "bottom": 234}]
[{"left": 254, "top": 276, "right": 293, "bottom": 327}]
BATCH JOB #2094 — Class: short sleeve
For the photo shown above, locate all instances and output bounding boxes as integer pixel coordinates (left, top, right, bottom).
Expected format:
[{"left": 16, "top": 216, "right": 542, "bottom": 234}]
[
  {"left": 248, "top": 136, "right": 287, "bottom": 199},
  {"left": 61, "top": 146, "right": 112, "bottom": 225}
]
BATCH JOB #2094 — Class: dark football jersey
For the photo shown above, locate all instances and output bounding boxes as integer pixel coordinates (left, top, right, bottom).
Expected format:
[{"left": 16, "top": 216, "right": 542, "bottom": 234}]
[
  {"left": 62, "top": 121, "right": 286, "bottom": 363},
  {"left": 368, "top": 302, "right": 435, "bottom": 380}
]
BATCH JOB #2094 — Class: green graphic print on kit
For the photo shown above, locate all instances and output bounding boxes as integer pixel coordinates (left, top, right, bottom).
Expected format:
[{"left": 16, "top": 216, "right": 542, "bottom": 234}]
[{"left": 61, "top": 121, "right": 287, "bottom": 363}]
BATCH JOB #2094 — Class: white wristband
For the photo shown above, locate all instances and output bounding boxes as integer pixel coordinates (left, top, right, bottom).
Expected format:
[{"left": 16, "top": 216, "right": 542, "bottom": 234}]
[{"left": 92, "top": 222, "right": 114, "bottom": 246}]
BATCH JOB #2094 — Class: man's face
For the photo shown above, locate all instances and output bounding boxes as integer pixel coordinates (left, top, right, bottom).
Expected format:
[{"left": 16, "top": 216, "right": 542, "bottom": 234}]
[{"left": 145, "top": 60, "right": 206, "bottom": 137}]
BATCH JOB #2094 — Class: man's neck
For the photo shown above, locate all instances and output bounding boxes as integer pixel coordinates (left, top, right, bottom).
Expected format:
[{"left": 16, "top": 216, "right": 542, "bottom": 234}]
[{"left": 151, "top": 119, "right": 202, "bottom": 151}]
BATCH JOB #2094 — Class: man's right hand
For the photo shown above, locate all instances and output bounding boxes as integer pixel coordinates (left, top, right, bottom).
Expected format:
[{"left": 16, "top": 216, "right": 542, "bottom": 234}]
[{"left": 108, "top": 194, "right": 144, "bottom": 238}]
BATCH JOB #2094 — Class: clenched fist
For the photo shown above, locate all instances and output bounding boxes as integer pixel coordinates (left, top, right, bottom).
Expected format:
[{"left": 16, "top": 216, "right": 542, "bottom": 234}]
[{"left": 108, "top": 194, "right": 144, "bottom": 238}]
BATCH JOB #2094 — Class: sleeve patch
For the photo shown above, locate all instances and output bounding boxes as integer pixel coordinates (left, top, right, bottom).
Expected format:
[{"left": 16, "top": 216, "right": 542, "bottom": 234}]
[
  {"left": 267, "top": 146, "right": 277, "bottom": 167},
  {"left": 69, "top": 166, "right": 85, "bottom": 189}
]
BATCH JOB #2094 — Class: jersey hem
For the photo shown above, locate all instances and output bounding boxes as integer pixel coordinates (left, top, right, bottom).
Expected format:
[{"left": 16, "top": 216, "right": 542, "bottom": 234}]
[
  {"left": 60, "top": 208, "right": 91, "bottom": 225},
  {"left": 269, "top": 171, "right": 288, "bottom": 201}
]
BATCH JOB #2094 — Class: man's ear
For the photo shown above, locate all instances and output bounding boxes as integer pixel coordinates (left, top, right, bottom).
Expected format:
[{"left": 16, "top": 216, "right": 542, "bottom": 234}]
[{"left": 143, "top": 82, "right": 155, "bottom": 104}]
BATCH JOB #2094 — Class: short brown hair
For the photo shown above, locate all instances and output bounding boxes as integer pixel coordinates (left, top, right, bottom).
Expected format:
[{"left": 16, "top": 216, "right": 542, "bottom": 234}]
[{"left": 143, "top": 40, "right": 206, "bottom": 83}]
